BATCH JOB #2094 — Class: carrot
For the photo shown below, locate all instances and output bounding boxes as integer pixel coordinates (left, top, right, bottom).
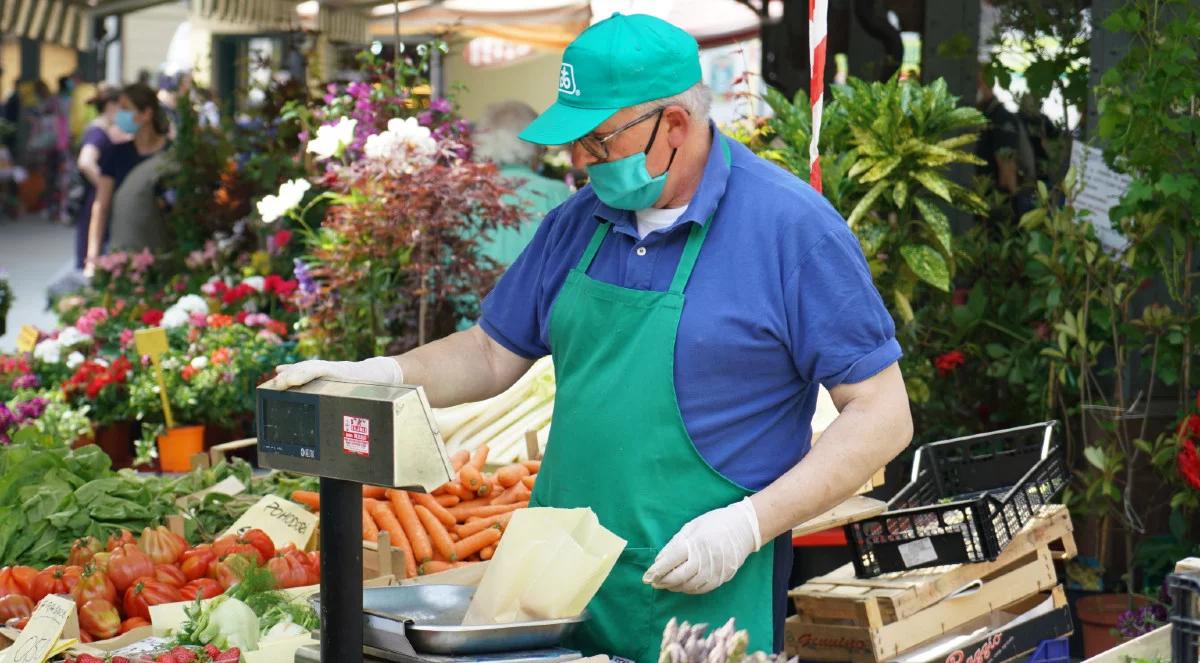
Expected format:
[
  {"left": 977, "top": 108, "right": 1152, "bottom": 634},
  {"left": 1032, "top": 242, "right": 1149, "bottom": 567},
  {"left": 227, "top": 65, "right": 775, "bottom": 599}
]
[
  {"left": 455, "top": 513, "right": 513, "bottom": 538},
  {"left": 495, "top": 464, "right": 530, "bottom": 488},
  {"left": 454, "top": 527, "right": 502, "bottom": 561},
  {"left": 521, "top": 460, "right": 541, "bottom": 473},
  {"left": 475, "top": 478, "right": 496, "bottom": 498},
  {"left": 450, "top": 450, "right": 470, "bottom": 471},
  {"left": 435, "top": 494, "right": 461, "bottom": 508},
  {"left": 368, "top": 501, "right": 417, "bottom": 578},
  {"left": 449, "top": 532, "right": 460, "bottom": 542},
  {"left": 412, "top": 493, "right": 456, "bottom": 528},
  {"left": 458, "top": 466, "right": 484, "bottom": 493},
  {"left": 291, "top": 490, "right": 320, "bottom": 510},
  {"left": 362, "top": 486, "right": 387, "bottom": 499},
  {"left": 479, "top": 545, "right": 495, "bottom": 561},
  {"left": 419, "top": 560, "right": 454, "bottom": 575},
  {"left": 448, "top": 501, "right": 528, "bottom": 522},
  {"left": 469, "top": 445, "right": 490, "bottom": 471},
  {"left": 415, "top": 505, "right": 456, "bottom": 561},
  {"left": 491, "top": 484, "right": 531, "bottom": 506},
  {"left": 521, "top": 475, "right": 536, "bottom": 490},
  {"left": 452, "top": 496, "right": 493, "bottom": 512},
  {"left": 444, "top": 481, "right": 475, "bottom": 502},
  {"left": 362, "top": 503, "right": 380, "bottom": 541},
  {"left": 387, "top": 490, "right": 433, "bottom": 564}
]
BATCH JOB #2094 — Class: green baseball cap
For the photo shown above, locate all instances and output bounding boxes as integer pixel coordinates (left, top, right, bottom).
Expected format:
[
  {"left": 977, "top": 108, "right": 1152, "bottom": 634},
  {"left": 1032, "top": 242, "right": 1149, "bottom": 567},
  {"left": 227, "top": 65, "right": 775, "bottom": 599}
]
[{"left": 519, "top": 13, "right": 702, "bottom": 146}]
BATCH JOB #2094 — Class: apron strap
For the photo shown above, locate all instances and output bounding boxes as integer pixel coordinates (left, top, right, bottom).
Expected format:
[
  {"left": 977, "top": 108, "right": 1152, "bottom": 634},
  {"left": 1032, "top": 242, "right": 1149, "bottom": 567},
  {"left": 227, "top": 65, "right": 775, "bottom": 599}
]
[
  {"left": 576, "top": 220, "right": 610, "bottom": 271},
  {"left": 668, "top": 137, "right": 732, "bottom": 294}
]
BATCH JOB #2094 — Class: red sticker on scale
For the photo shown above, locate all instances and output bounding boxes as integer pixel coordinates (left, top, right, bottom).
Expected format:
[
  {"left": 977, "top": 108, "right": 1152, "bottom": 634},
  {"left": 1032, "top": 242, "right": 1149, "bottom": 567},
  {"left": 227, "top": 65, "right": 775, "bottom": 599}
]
[{"left": 342, "top": 416, "right": 370, "bottom": 456}]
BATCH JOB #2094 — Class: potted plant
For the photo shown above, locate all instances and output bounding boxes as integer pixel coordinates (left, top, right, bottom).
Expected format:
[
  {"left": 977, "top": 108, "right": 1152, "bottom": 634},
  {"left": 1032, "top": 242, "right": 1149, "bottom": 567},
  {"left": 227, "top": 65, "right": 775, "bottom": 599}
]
[{"left": 61, "top": 354, "right": 137, "bottom": 466}]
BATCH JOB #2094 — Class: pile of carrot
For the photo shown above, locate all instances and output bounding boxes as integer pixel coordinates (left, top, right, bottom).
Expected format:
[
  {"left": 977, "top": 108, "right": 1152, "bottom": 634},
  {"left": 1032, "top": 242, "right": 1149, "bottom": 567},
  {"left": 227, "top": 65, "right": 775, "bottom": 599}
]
[{"left": 290, "top": 444, "right": 540, "bottom": 578}]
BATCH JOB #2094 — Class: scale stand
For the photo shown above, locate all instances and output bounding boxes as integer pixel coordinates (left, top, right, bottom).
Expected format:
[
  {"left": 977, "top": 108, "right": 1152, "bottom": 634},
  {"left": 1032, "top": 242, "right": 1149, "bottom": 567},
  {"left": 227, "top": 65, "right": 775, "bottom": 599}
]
[{"left": 256, "top": 377, "right": 455, "bottom": 662}]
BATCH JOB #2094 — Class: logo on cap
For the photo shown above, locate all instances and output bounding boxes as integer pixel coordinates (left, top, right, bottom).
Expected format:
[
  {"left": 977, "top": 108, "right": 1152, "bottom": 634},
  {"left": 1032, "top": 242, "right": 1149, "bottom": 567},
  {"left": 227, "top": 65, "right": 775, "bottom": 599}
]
[{"left": 559, "top": 63, "right": 580, "bottom": 96}]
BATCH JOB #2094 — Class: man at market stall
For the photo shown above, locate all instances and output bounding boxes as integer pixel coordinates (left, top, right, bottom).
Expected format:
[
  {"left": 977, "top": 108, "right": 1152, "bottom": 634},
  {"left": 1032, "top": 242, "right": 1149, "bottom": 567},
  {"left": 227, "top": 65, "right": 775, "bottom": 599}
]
[{"left": 274, "top": 13, "right": 912, "bottom": 660}]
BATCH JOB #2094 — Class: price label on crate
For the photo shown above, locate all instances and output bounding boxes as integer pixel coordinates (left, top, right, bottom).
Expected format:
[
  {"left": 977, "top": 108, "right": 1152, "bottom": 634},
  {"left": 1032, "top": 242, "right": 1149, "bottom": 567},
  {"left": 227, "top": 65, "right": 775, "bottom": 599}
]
[
  {"left": 1, "top": 594, "right": 78, "bottom": 663},
  {"left": 223, "top": 495, "right": 318, "bottom": 549}
]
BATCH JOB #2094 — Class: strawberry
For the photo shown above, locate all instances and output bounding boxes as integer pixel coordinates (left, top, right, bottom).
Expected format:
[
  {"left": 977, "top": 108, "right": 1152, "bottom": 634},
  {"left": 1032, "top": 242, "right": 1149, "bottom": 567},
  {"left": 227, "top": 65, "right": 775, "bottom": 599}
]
[
  {"left": 170, "top": 647, "right": 198, "bottom": 662},
  {"left": 111, "top": 658, "right": 132, "bottom": 663},
  {"left": 213, "top": 647, "right": 241, "bottom": 663},
  {"left": 155, "top": 653, "right": 179, "bottom": 663},
  {"left": 76, "top": 656, "right": 104, "bottom": 663},
  {"left": 203, "top": 644, "right": 221, "bottom": 659}
]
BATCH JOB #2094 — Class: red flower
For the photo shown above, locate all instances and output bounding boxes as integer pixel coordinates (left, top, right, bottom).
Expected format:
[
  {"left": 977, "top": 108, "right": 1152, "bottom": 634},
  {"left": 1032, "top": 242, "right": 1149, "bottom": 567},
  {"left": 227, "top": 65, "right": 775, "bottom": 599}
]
[
  {"left": 1179, "top": 414, "right": 1200, "bottom": 444},
  {"left": 235, "top": 311, "right": 248, "bottom": 324},
  {"left": 207, "top": 314, "right": 234, "bottom": 329},
  {"left": 952, "top": 288, "right": 969, "bottom": 307},
  {"left": 1179, "top": 440, "right": 1200, "bottom": 491},
  {"left": 265, "top": 320, "right": 288, "bottom": 337},
  {"left": 221, "top": 284, "right": 256, "bottom": 305},
  {"left": 181, "top": 365, "right": 198, "bottom": 381},
  {"left": 272, "top": 230, "right": 293, "bottom": 249},
  {"left": 141, "top": 309, "right": 164, "bottom": 326},
  {"left": 934, "top": 350, "right": 966, "bottom": 377},
  {"left": 211, "top": 348, "right": 232, "bottom": 365}
]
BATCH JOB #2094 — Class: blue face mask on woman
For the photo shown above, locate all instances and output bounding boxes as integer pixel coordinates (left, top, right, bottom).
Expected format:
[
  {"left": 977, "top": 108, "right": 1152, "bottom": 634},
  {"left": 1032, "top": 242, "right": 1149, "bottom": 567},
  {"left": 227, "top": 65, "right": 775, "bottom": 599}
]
[
  {"left": 115, "top": 109, "right": 140, "bottom": 134},
  {"left": 586, "top": 109, "right": 678, "bottom": 211}
]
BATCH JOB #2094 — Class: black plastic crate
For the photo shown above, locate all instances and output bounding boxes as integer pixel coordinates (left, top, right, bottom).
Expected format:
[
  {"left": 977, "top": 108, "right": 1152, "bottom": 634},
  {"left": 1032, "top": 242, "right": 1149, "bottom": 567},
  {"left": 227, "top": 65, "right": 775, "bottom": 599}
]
[
  {"left": 844, "top": 421, "right": 1066, "bottom": 578},
  {"left": 1169, "top": 572, "right": 1200, "bottom": 663}
]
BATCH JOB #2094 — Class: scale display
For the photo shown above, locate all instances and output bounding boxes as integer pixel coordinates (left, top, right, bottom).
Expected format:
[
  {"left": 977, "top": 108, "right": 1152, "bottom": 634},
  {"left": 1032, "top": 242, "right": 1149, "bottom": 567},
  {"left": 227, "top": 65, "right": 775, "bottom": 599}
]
[{"left": 259, "top": 397, "right": 320, "bottom": 460}]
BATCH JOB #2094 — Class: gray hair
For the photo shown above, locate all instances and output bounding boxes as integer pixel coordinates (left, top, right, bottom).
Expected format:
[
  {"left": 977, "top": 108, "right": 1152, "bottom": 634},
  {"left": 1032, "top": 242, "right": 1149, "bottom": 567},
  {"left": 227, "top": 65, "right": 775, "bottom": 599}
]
[
  {"left": 475, "top": 100, "right": 541, "bottom": 166},
  {"left": 627, "top": 82, "right": 712, "bottom": 121}
]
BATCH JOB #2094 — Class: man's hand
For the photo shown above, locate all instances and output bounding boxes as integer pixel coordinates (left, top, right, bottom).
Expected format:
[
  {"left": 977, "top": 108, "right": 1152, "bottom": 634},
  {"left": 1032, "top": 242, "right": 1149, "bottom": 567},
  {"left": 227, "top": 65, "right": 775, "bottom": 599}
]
[
  {"left": 271, "top": 357, "right": 404, "bottom": 390},
  {"left": 642, "top": 497, "right": 761, "bottom": 595}
]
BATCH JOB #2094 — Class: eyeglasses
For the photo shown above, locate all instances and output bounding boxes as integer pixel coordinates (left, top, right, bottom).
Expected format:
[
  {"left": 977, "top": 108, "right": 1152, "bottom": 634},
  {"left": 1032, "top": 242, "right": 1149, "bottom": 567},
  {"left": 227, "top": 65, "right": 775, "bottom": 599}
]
[{"left": 575, "top": 107, "right": 665, "bottom": 161}]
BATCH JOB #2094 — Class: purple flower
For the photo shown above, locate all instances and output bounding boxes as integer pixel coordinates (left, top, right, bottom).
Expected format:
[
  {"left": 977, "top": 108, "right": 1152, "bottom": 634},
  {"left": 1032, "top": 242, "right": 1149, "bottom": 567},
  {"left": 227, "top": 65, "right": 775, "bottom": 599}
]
[
  {"left": 429, "top": 97, "right": 452, "bottom": 114},
  {"left": 293, "top": 258, "right": 317, "bottom": 295},
  {"left": 15, "top": 397, "right": 47, "bottom": 422},
  {"left": 12, "top": 374, "right": 39, "bottom": 390},
  {"left": 417, "top": 111, "right": 434, "bottom": 127},
  {"left": 0, "top": 404, "right": 13, "bottom": 429}
]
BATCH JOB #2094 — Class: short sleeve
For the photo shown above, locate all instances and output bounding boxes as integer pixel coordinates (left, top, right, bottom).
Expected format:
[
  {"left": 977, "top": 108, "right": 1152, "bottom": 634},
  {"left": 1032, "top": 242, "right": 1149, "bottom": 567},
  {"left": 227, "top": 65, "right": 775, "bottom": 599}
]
[
  {"left": 479, "top": 207, "right": 560, "bottom": 360},
  {"left": 82, "top": 126, "right": 109, "bottom": 151},
  {"left": 787, "top": 223, "right": 902, "bottom": 388}
]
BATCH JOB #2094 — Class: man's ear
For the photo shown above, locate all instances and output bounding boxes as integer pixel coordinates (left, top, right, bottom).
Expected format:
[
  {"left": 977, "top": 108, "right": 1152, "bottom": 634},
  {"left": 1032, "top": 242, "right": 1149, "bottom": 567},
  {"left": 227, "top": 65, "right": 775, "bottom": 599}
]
[{"left": 663, "top": 106, "right": 693, "bottom": 148}]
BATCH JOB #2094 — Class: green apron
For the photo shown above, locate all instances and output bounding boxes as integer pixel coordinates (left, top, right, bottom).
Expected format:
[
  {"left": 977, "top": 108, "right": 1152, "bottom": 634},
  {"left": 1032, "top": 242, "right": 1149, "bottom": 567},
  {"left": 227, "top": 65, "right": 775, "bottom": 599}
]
[{"left": 530, "top": 139, "right": 775, "bottom": 662}]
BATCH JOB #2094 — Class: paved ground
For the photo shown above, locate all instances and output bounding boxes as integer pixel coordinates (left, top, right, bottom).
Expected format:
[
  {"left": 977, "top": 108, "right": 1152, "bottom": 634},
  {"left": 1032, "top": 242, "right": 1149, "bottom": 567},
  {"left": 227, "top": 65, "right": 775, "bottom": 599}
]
[{"left": 0, "top": 215, "right": 76, "bottom": 352}]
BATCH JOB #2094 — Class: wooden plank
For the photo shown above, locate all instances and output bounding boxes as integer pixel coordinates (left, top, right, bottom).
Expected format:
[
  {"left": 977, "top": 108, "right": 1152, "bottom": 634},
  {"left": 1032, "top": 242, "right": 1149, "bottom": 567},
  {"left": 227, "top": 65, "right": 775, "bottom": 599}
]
[
  {"left": 792, "top": 505, "right": 1073, "bottom": 624},
  {"left": 1083, "top": 624, "right": 1172, "bottom": 663},
  {"left": 793, "top": 496, "right": 888, "bottom": 538}
]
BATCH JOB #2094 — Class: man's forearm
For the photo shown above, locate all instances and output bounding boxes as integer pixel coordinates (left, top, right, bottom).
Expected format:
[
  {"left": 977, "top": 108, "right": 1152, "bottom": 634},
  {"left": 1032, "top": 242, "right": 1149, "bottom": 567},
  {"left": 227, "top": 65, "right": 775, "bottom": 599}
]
[
  {"left": 394, "top": 326, "right": 533, "bottom": 408},
  {"left": 750, "top": 373, "right": 912, "bottom": 543}
]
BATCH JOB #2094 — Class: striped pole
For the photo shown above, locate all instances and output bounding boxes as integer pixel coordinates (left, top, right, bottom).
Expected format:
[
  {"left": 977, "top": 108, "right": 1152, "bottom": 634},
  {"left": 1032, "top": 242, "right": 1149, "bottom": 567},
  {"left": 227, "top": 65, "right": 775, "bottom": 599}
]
[{"left": 808, "top": 0, "right": 828, "bottom": 193}]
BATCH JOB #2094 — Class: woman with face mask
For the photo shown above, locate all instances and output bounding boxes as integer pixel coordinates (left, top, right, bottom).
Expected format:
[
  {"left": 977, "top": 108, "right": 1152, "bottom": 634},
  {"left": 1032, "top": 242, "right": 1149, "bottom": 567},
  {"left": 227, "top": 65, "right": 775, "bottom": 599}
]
[
  {"left": 83, "top": 83, "right": 173, "bottom": 277},
  {"left": 72, "top": 84, "right": 130, "bottom": 270}
]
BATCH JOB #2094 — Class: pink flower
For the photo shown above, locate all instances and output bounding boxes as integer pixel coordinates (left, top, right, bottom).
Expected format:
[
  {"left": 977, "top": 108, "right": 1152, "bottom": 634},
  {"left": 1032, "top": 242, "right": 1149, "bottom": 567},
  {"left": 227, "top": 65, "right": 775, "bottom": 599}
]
[
  {"left": 74, "top": 307, "right": 109, "bottom": 336},
  {"left": 119, "top": 329, "right": 135, "bottom": 349},
  {"left": 131, "top": 249, "right": 155, "bottom": 271},
  {"left": 189, "top": 311, "right": 208, "bottom": 327}
]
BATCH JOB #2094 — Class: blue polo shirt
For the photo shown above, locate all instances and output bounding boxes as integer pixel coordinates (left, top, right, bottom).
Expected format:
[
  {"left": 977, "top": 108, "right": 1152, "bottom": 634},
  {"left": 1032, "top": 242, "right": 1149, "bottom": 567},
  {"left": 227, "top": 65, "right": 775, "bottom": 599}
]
[{"left": 480, "top": 128, "right": 901, "bottom": 491}]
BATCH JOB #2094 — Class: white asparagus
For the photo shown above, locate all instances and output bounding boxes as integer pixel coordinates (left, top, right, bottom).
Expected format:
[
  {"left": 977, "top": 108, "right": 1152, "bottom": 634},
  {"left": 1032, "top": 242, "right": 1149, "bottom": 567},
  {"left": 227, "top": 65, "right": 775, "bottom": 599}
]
[
  {"left": 445, "top": 359, "right": 553, "bottom": 448},
  {"left": 452, "top": 388, "right": 553, "bottom": 455},
  {"left": 489, "top": 401, "right": 555, "bottom": 462}
]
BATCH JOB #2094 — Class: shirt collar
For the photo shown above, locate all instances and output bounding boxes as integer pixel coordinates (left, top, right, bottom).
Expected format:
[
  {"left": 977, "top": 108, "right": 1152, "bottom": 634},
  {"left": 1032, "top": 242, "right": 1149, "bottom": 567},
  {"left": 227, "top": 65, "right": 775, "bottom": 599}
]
[{"left": 593, "top": 121, "right": 733, "bottom": 230}]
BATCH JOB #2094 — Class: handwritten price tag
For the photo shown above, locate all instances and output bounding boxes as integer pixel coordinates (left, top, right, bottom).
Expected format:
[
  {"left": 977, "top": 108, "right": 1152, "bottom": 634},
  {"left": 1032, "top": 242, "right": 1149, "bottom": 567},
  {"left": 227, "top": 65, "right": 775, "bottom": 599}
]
[
  {"left": 15, "top": 326, "right": 38, "bottom": 353},
  {"left": 1, "top": 595, "right": 78, "bottom": 663},
  {"left": 222, "top": 495, "right": 318, "bottom": 550}
]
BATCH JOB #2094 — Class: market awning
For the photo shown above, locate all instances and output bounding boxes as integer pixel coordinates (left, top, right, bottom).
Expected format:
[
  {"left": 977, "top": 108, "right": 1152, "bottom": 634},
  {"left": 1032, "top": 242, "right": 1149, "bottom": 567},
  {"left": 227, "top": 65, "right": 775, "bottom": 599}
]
[
  {"left": 318, "top": 6, "right": 370, "bottom": 43},
  {"left": 191, "top": 0, "right": 300, "bottom": 31},
  {"left": 1, "top": 0, "right": 91, "bottom": 50}
]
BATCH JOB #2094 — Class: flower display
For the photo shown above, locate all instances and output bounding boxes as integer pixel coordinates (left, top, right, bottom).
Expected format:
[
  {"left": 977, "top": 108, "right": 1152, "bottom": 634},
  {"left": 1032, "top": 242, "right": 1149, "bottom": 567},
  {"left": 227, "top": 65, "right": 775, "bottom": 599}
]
[
  {"left": 363, "top": 117, "right": 439, "bottom": 174},
  {"left": 305, "top": 117, "right": 357, "bottom": 160},
  {"left": 256, "top": 178, "right": 311, "bottom": 224},
  {"left": 934, "top": 350, "right": 966, "bottom": 377}
]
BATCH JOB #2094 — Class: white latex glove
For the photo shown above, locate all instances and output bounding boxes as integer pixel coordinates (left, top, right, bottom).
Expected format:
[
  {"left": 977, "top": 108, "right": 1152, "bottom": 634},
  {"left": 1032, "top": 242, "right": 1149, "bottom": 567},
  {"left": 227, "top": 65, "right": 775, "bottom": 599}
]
[
  {"left": 642, "top": 497, "right": 762, "bottom": 595},
  {"left": 271, "top": 357, "right": 404, "bottom": 390}
]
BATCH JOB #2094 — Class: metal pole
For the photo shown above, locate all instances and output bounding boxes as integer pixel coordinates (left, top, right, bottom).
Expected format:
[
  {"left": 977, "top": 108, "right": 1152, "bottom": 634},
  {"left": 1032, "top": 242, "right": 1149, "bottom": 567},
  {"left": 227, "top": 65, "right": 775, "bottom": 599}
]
[
  {"left": 393, "top": 0, "right": 401, "bottom": 86},
  {"left": 319, "top": 476, "right": 363, "bottom": 662}
]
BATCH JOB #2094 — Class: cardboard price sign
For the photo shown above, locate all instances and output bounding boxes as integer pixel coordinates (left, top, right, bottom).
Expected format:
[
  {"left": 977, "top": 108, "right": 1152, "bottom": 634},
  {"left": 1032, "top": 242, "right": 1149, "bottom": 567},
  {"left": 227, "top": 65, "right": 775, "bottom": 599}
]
[
  {"left": 15, "top": 326, "right": 39, "bottom": 353},
  {"left": 134, "top": 327, "right": 175, "bottom": 429},
  {"left": 222, "top": 495, "right": 318, "bottom": 550},
  {"left": 1, "top": 595, "right": 79, "bottom": 663}
]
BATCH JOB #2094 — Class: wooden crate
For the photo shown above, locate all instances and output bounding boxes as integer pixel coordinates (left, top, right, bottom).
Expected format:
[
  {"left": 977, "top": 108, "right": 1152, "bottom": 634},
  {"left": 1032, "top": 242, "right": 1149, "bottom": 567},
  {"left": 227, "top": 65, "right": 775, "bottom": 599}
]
[
  {"left": 785, "top": 548, "right": 1062, "bottom": 662},
  {"left": 791, "top": 504, "right": 1074, "bottom": 627}
]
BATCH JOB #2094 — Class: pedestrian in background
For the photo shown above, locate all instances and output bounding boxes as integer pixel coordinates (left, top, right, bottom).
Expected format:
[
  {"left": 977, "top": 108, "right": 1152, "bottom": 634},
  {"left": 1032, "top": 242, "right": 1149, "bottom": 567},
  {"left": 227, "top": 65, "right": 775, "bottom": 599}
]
[{"left": 73, "top": 84, "right": 128, "bottom": 269}]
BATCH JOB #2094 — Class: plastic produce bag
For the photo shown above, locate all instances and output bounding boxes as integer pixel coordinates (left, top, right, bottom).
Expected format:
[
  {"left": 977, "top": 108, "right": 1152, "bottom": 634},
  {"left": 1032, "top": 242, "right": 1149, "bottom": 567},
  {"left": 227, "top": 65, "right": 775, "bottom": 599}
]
[{"left": 462, "top": 507, "right": 625, "bottom": 625}]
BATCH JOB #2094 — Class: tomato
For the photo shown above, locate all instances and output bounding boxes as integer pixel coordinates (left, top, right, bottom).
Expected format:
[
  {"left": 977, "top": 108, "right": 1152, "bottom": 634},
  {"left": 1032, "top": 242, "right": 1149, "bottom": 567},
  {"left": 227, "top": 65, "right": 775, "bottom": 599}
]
[
  {"left": 78, "top": 598, "right": 121, "bottom": 640},
  {"left": 304, "top": 551, "right": 321, "bottom": 585},
  {"left": 0, "top": 594, "right": 33, "bottom": 622},
  {"left": 68, "top": 536, "right": 103, "bottom": 567},
  {"left": 0, "top": 566, "right": 38, "bottom": 597},
  {"left": 138, "top": 526, "right": 187, "bottom": 565},
  {"left": 108, "top": 544, "right": 155, "bottom": 593},
  {"left": 214, "top": 529, "right": 274, "bottom": 565},
  {"left": 123, "top": 578, "right": 183, "bottom": 621},
  {"left": 78, "top": 628, "right": 93, "bottom": 643},
  {"left": 180, "top": 545, "right": 217, "bottom": 581},
  {"left": 153, "top": 564, "right": 187, "bottom": 588},
  {"left": 106, "top": 529, "right": 136, "bottom": 552},
  {"left": 266, "top": 553, "right": 309, "bottom": 589},
  {"left": 208, "top": 554, "right": 253, "bottom": 590},
  {"left": 71, "top": 566, "right": 117, "bottom": 605},
  {"left": 180, "top": 578, "right": 222, "bottom": 601},
  {"left": 30, "top": 565, "right": 82, "bottom": 602},
  {"left": 90, "top": 551, "right": 112, "bottom": 574},
  {"left": 119, "top": 616, "right": 151, "bottom": 634}
]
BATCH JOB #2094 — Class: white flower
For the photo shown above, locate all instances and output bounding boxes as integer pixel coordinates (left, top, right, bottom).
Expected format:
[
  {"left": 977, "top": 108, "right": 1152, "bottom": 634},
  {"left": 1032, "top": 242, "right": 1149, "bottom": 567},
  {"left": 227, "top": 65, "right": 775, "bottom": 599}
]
[
  {"left": 175, "top": 295, "right": 209, "bottom": 315},
  {"left": 94, "top": 358, "right": 109, "bottom": 368},
  {"left": 56, "top": 327, "right": 92, "bottom": 348},
  {"left": 258, "top": 178, "right": 311, "bottom": 224},
  {"left": 200, "top": 277, "right": 226, "bottom": 297},
  {"left": 243, "top": 276, "right": 266, "bottom": 292},
  {"left": 387, "top": 117, "right": 433, "bottom": 143},
  {"left": 33, "top": 339, "right": 63, "bottom": 364},
  {"left": 191, "top": 356, "right": 209, "bottom": 370},
  {"left": 66, "top": 352, "right": 86, "bottom": 369},
  {"left": 161, "top": 307, "right": 190, "bottom": 329},
  {"left": 306, "top": 118, "right": 357, "bottom": 160},
  {"left": 363, "top": 117, "right": 438, "bottom": 174},
  {"left": 161, "top": 357, "right": 181, "bottom": 370}
]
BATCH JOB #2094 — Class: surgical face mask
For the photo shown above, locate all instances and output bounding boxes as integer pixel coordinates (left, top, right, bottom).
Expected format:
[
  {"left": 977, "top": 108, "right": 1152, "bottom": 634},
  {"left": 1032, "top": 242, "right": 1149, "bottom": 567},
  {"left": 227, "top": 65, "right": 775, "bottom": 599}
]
[
  {"left": 586, "top": 110, "right": 678, "bottom": 211},
  {"left": 115, "top": 109, "right": 140, "bottom": 134}
]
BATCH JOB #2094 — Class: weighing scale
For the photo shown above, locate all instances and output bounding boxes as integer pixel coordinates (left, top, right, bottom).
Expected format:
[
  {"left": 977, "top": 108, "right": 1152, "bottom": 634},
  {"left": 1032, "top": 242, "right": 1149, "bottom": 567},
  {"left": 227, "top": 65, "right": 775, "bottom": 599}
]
[{"left": 255, "top": 378, "right": 584, "bottom": 663}]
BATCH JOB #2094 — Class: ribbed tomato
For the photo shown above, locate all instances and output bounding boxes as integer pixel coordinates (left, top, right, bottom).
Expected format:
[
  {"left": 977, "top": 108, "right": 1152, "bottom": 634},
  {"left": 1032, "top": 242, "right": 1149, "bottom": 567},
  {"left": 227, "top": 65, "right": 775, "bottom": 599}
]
[
  {"left": 180, "top": 545, "right": 217, "bottom": 581},
  {"left": 71, "top": 566, "right": 117, "bottom": 605},
  {"left": 68, "top": 536, "right": 103, "bottom": 567},
  {"left": 180, "top": 578, "right": 222, "bottom": 601},
  {"left": 30, "top": 565, "right": 82, "bottom": 602},
  {"left": 0, "top": 594, "right": 33, "bottom": 623},
  {"left": 108, "top": 544, "right": 155, "bottom": 593},
  {"left": 214, "top": 529, "right": 274, "bottom": 565},
  {"left": 208, "top": 554, "right": 253, "bottom": 590},
  {"left": 138, "top": 526, "right": 187, "bottom": 565},
  {"left": 119, "top": 616, "right": 150, "bottom": 634},
  {"left": 266, "top": 553, "right": 309, "bottom": 589},
  {"left": 106, "top": 529, "right": 136, "bottom": 552},
  {"left": 0, "top": 566, "right": 38, "bottom": 597},
  {"left": 79, "top": 598, "right": 121, "bottom": 639},
  {"left": 123, "top": 578, "right": 183, "bottom": 621},
  {"left": 90, "top": 551, "right": 111, "bottom": 574},
  {"left": 153, "top": 563, "right": 187, "bottom": 588}
]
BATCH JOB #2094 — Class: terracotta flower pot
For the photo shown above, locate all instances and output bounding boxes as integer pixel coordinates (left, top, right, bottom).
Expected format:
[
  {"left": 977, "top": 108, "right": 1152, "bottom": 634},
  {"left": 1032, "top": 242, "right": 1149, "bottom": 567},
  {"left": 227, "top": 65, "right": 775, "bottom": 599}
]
[
  {"left": 93, "top": 421, "right": 135, "bottom": 468},
  {"left": 1076, "top": 593, "right": 1152, "bottom": 658},
  {"left": 157, "top": 425, "right": 206, "bottom": 473}
]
